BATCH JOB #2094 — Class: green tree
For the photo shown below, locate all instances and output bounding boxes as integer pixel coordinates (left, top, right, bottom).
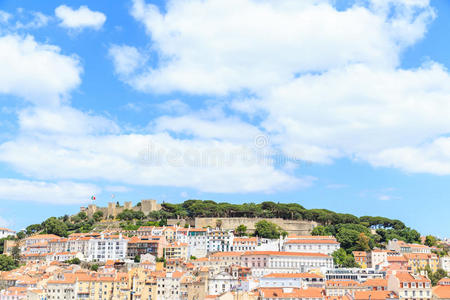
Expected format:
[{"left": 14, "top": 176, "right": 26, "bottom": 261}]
[
  {"left": 427, "top": 267, "right": 448, "bottom": 286},
  {"left": 41, "top": 217, "right": 68, "bottom": 237},
  {"left": 425, "top": 235, "right": 437, "bottom": 247},
  {"left": 356, "top": 233, "right": 371, "bottom": 251},
  {"left": 190, "top": 255, "right": 197, "bottom": 260},
  {"left": 11, "top": 244, "right": 20, "bottom": 262},
  {"left": 332, "top": 248, "right": 358, "bottom": 267},
  {"left": 134, "top": 255, "right": 141, "bottom": 263},
  {"left": 15, "top": 232, "right": 25, "bottom": 240},
  {"left": 65, "top": 258, "right": 81, "bottom": 265},
  {"left": 311, "top": 225, "right": 332, "bottom": 236},
  {"left": 254, "top": 220, "right": 286, "bottom": 239},
  {"left": 0, "top": 254, "right": 18, "bottom": 271},
  {"left": 235, "top": 224, "right": 247, "bottom": 236},
  {"left": 26, "top": 224, "right": 42, "bottom": 235},
  {"left": 93, "top": 211, "right": 104, "bottom": 222},
  {"left": 77, "top": 212, "right": 88, "bottom": 221},
  {"left": 91, "top": 264, "right": 99, "bottom": 271}
]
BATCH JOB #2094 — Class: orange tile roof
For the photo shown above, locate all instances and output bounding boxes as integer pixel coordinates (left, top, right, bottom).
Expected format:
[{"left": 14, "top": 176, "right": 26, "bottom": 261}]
[
  {"left": 354, "top": 291, "right": 398, "bottom": 300},
  {"left": 285, "top": 239, "right": 339, "bottom": 244},
  {"left": 326, "top": 280, "right": 361, "bottom": 287},
  {"left": 263, "top": 272, "right": 324, "bottom": 279},
  {"left": 243, "top": 251, "right": 331, "bottom": 257},
  {"left": 433, "top": 286, "right": 450, "bottom": 299},
  {"left": 387, "top": 256, "right": 407, "bottom": 262},
  {"left": 394, "top": 272, "right": 430, "bottom": 283},
  {"left": 438, "top": 278, "right": 450, "bottom": 285},
  {"left": 27, "top": 234, "right": 60, "bottom": 240},
  {"left": 258, "top": 287, "right": 324, "bottom": 298},
  {"left": 363, "top": 278, "right": 388, "bottom": 287}
]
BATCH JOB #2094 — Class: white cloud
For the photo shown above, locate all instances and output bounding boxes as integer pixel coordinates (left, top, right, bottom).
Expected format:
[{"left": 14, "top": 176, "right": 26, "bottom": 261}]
[
  {"left": 368, "top": 137, "right": 450, "bottom": 175},
  {"left": 0, "top": 11, "right": 11, "bottom": 24},
  {"left": 0, "top": 178, "right": 100, "bottom": 204},
  {"left": 0, "top": 126, "right": 304, "bottom": 193},
  {"left": 0, "top": 34, "right": 81, "bottom": 106},
  {"left": 109, "top": 45, "right": 146, "bottom": 76},
  {"left": 379, "top": 195, "right": 392, "bottom": 201},
  {"left": 121, "top": 0, "right": 433, "bottom": 94},
  {"left": 55, "top": 5, "right": 106, "bottom": 30},
  {"left": 15, "top": 11, "right": 50, "bottom": 29},
  {"left": 248, "top": 63, "right": 450, "bottom": 169},
  {"left": 18, "top": 106, "right": 119, "bottom": 135}
]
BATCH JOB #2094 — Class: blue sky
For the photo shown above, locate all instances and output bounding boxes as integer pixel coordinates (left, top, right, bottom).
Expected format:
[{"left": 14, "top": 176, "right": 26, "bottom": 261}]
[{"left": 0, "top": 0, "right": 449, "bottom": 237}]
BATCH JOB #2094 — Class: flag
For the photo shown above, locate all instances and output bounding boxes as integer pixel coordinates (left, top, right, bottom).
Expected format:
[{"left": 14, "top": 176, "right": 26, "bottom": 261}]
[{"left": 91, "top": 196, "right": 96, "bottom": 201}]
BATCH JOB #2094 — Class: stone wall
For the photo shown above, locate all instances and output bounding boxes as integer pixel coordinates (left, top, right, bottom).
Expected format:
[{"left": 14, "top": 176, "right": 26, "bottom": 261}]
[
  {"left": 194, "top": 217, "right": 317, "bottom": 235},
  {"left": 80, "top": 199, "right": 161, "bottom": 219}
]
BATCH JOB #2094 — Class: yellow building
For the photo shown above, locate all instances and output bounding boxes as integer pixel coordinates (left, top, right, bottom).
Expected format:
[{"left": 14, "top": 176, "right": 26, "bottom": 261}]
[
  {"left": 404, "top": 253, "right": 439, "bottom": 273},
  {"left": 164, "top": 242, "right": 188, "bottom": 261}
]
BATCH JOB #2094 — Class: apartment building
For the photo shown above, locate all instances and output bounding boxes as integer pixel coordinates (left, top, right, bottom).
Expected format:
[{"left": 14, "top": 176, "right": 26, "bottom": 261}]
[
  {"left": 230, "top": 237, "right": 258, "bottom": 251},
  {"left": 163, "top": 242, "right": 188, "bottom": 261},
  {"left": 0, "top": 228, "right": 15, "bottom": 239},
  {"left": 127, "top": 235, "right": 165, "bottom": 259},
  {"left": 283, "top": 236, "right": 340, "bottom": 255},
  {"left": 404, "top": 253, "right": 439, "bottom": 273},
  {"left": 432, "top": 278, "right": 450, "bottom": 300},
  {"left": 325, "top": 280, "right": 369, "bottom": 297},
  {"left": 241, "top": 251, "right": 333, "bottom": 277},
  {"left": 387, "top": 271, "right": 432, "bottom": 300},
  {"left": 260, "top": 272, "right": 325, "bottom": 289},
  {"left": 440, "top": 256, "right": 450, "bottom": 273},
  {"left": 256, "top": 287, "right": 324, "bottom": 300},
  {"left": 367, "top": 250, "right": 388, "bottom": 269},
  {"left": 353, "top": 251, "right": 368, "bottom": 268},
  {"left": 85, "top": 234, "right": 128, "bottom": 262}
]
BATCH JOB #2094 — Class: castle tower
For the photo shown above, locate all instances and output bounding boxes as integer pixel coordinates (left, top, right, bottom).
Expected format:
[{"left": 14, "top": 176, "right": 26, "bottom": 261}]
[
  {"left": 107, "top": 202, "right": 116, "bottom": 218},
  {"left": 87, "top": 204, "right": 97, "bottom": 218},
  {"left": 124, "top": 201, "right": 132, "bottom": 210},
  {"left": 141, "top": 199, "right": 160, "bottom": 215}
]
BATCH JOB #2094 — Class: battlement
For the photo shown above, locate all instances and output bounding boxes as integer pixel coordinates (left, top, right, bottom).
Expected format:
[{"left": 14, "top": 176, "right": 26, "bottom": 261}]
[{"left": 81, "top": 199, "right": 161, "bottom": 219}]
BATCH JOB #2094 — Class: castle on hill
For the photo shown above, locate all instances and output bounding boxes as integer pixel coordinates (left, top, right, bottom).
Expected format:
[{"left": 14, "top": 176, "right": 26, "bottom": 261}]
[{"left": 80, "top": 199, "right": 161, "bottom": 219}]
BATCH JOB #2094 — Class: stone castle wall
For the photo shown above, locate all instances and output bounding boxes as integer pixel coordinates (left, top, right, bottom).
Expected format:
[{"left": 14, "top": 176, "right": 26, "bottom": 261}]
[
  {"left": 194, "top": 217, "right": 317, "bottom": 235},
  {"left": 81, "top": 199, "right": 161, "bottom": 219}
]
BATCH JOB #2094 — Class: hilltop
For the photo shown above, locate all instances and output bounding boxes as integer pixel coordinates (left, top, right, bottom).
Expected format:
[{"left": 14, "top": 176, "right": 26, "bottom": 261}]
[{"left": 18, "top": 199, "right": 427, "bottom": 254}]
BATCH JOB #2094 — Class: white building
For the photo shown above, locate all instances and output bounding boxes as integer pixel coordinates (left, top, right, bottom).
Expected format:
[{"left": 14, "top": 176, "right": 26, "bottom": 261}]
[
  {"left": 176, "top": 228, "right": 209, "bottom": 258},
  {"left": 241, "top": 251, "right": 333, "bottom": 277},
  {"left": 440, "top": 256, "right": 450, "bottom": 273},
  {"left": 260, "top": 272, "right": 325, "bottom": 289},
  {"left": 85, "top": 234, "right": 128, "bottom": 262},
  {"left": 387, "top": 271, "right": 432, "bottom": 300},
  {"left": 208, "top": 272, "right": 239, "bottom": 295},
  {"left": 283, "top": 237, "right": 340, "bottom": 255},
  {"left": 325, "top": 268, "right": 385, "bottom": 282},
  {"left": 156, "top": 271, "right": 183, "bottom": 300},
  {"left": 0, "top": 228, "right": 15, "bottom": 239},
  {"left": 367, "top": 250, "right": 388, "bottom": 268}
]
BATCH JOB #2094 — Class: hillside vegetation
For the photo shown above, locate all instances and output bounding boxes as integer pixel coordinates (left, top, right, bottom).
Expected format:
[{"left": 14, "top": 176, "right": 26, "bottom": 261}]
[{"left": 23, "top": 200, "right": 422, "bottom": 255}]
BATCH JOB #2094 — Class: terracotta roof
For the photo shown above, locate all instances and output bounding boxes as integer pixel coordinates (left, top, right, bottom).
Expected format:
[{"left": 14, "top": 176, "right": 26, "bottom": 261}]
[
  {"left": 27, "top": 234, "right": 60, "bottom": 240},
  {"left": 0, "top": 228, "right": 14, "bottom": 232},
  {"left": 263, "top": 272, "right": 324, "bottom": 279},
  {"left": 258, "top": 287, "right": 324, "bottom": 298},
  {"left": 354, "top": 291, "right": 398, "bottom": 300},
  {"left": 243, "top": 251, "right": 331, "bottom": 257},
  {"left": 387, "top": 256, "right": 407, "bottom": 262},
  {"left": 326, "top": 280, "right": 361, "bottom": 287},
  {"left": 438, "top": 278, "right": 450, "bottom": 285},
  {"left": 363, "top": 278, "right": 388, "bottom": 287},
  {"left": 433, "top": 286, "right": 450, "bottom": 299},
  {"left": 285, "top": 239, "right": 339, "bottom": 244},
  {"left": 394, "top": 272, "right": 430, "bottom": 283}
]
